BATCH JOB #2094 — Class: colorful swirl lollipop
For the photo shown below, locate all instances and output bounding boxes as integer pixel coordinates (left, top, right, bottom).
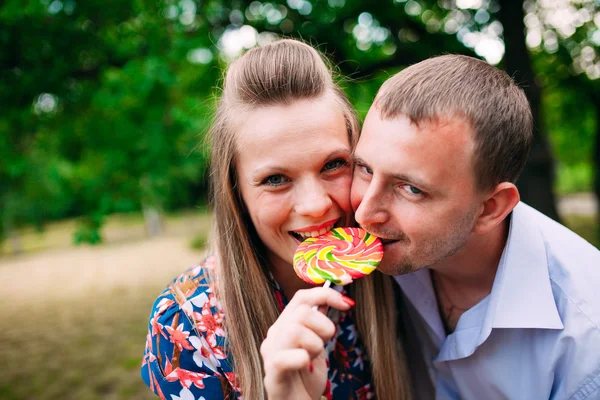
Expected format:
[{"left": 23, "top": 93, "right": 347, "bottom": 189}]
[{"left": 293, "top": 227, "right": 383, "bottom": 286}]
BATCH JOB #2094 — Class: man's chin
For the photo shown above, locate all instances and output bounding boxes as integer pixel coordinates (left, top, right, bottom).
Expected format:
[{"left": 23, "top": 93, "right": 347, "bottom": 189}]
[{"left": 375, "top": 256, "right": 415, "bottom": 276}]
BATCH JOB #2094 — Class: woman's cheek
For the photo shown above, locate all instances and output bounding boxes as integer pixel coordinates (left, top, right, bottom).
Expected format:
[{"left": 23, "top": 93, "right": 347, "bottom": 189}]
[
  {"left": 247, "top": 193, "right": 289, "bottom": 228},
  {"left": 330, "top": 174, "right": 353, "bottom": 211}
]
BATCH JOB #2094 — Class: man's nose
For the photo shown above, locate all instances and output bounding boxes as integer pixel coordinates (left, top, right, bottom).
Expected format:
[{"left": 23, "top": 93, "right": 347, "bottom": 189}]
[
  {"left": 294, "top": 181, "right": 333, "bottom": 218},
  {"left": 354, "top": 180, "right": 389, "bottom": 226}
]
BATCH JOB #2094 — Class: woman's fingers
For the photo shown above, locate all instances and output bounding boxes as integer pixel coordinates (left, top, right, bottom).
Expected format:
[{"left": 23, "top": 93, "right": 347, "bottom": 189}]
[
  {"left": 263, "top": 348, "right": 329, "bottom": 400},
  {"left": 294, "top": 304, "right": 337, "bottom": 341},
  {"left": 265, "top": 304, "right": 336, "bottom": 346},
  {"left": 286, "top": 287, "right": 354, "bottom": 311},
  {"left": 263, "top": 322, "right": 329, "bottom": 360},
  {"left": 263, "top": 348, "right": 310, "bottom": 377}
]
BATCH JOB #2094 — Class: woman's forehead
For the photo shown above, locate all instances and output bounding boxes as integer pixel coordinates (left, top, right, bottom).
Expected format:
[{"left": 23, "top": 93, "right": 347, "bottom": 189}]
[{"left": 234, "top": 95, "right": 347, "bottom": 149}]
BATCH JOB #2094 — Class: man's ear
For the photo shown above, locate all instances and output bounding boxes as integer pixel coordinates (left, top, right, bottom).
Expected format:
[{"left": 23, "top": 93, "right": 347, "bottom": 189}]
[{"left": 473, "top": 182, "right": 520, "bottom": 234}]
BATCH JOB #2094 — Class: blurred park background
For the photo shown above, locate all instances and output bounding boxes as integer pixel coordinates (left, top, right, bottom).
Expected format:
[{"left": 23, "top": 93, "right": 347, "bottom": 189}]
[{"left": 1, "top": 0, "right": 599, "bottom": 399}]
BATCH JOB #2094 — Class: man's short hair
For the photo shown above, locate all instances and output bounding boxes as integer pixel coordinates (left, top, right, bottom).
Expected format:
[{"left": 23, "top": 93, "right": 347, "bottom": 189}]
[{"left": 374, "top": 54, "right": 533, "bottom": 191}]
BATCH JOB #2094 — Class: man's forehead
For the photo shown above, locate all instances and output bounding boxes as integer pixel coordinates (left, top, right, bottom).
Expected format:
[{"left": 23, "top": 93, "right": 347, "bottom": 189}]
[
  {"left": 356, "top": 108, "right": 476, "bottom": 186},
  {"left": 360, "top": 108, "right": 474, "bottom": 148}
]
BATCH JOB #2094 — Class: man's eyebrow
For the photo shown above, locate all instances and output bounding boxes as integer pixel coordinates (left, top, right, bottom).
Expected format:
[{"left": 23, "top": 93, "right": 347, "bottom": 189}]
[
  {"left": 351, "top": 155, "right": 368, "bottom": 165},
  {"left": 351, "top": 155, "right": 431, "bottom": 190},
  {"left": 390, "top": 172, "right": 430, "bottom": 190}
]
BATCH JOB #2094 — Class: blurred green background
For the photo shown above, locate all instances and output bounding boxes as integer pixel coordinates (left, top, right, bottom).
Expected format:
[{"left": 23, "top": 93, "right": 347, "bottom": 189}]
[{"left": 1, "top": 0, "right": 598, "bottom": 399}]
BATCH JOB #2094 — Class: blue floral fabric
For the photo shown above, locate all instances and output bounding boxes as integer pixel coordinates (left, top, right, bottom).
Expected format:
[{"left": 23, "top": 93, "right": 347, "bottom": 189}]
[{"left": 141, "top": 256, "right": 375, "bottom": 399}]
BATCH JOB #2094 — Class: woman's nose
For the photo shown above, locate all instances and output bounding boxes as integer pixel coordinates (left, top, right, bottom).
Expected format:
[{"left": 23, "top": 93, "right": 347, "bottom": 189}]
[{"left": 294, "top": 181, "right": 333, "bottom": 218}]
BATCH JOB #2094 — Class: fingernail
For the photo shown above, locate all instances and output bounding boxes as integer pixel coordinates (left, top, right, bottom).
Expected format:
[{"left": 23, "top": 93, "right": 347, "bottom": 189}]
[
  {"left": 309, "top": 362, "right": 314, "bottom": 373},
  {"left": 341, "top": 295, "right": 355, "bottom": 307}
]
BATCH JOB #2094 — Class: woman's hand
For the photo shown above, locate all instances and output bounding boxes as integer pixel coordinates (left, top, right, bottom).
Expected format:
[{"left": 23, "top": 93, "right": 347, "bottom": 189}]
[{"left": 260, "top": 287, "right": 354, "bottom": 400}]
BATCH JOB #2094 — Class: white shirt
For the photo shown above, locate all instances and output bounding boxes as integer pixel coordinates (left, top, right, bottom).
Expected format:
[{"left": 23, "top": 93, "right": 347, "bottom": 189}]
[{"left": 395, "top": 202, "right": 600, "bottom": 400}]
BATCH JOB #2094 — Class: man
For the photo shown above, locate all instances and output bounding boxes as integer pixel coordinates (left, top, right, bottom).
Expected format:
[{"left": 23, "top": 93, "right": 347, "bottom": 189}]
[{"left": 351, "top": 55, "right": 600, "bottom": 399}]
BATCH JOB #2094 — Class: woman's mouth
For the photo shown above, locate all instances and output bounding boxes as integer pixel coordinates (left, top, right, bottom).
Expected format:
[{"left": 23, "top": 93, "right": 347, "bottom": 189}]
[{"left": 289, "top": 219, "right": 339, "bottom": 242}]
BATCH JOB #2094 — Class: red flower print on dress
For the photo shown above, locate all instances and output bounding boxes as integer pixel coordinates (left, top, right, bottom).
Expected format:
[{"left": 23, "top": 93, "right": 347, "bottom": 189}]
[
  {"left": 155, "top": 298, "right": 175, "bottom": 314},
  {"left": 166, "top": 367, "right": 208, "bottom": 389},
  {"left": 150, "top": 312, "right": 164, "bottom": 338},
  {"left": 323, "top": 379, "right": 333, "bottom": 400},
  {"left": 273, "top": 290, "right": 285, "bottom": 311},
  {"left": 356, "top": 384, "right": 375, "bottom": 400},
  {"left": 224, "top": 372, "right": 242, "bottom": 395},
  {"left": 165, "top": 323, "right": 194, "bottom": 352},
  {"left": 141, "top": 258, "right": 374, "bottom": 400},
  {"left": 193, "top": 302, "right": 225, "bottom": 345},
  {"left": 142, "top": 348, "right": 156, "bottom": 365},
  {"left": 333, "top": 341, "right": 350, "bottom": 370}
]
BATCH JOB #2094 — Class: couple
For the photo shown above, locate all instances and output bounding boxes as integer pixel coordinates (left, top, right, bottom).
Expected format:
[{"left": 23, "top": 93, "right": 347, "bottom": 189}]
[{"left": 141, "top": 39, "right": 600, "bottom": 400}]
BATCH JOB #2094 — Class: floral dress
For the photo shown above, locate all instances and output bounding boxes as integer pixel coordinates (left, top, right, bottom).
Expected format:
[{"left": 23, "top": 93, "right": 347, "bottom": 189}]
[{"left": 141, "top": 256, "right": 375, "bottom": 399}]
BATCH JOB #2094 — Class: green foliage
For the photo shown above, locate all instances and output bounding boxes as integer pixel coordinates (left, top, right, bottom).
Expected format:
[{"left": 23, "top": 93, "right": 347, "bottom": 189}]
[
  {"left": 190, "top": 231, "right": 209, "bottom": 250},
  {"left": 1, "top": 0, "right": 599, "bottom": 247},
  {"left": 556, "top": 163, "right": 594, "bottom": 194},
  {"left": 0, "top": 0, "right": 218, "bottom": 245},
  {"left": 73, "top": 215, "right": 104, "bottom": 245}
]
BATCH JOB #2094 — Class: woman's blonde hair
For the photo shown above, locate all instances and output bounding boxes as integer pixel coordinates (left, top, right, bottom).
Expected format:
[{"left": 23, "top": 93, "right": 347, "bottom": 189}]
[{"left": 208, "top": 39, "right": 411, "bottom": 400}]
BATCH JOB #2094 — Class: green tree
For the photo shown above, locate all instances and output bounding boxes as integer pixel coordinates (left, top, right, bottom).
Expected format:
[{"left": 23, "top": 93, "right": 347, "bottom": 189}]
[{"left": 0, "top": 0, "right": 217, "bottom": 249}]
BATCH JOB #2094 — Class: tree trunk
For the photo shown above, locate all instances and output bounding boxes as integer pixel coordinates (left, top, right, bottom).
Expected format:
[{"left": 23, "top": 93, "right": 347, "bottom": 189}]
[
  {"left": 497, "top": 0, "right": 560, "bottom": 221},
  {"left": 139, "top": 176, "right": 164, "bottom": 237},
  {"left": 143, "top": 205, "right": 163, "bottom": 237},
  {"left": 9, "top": 229, "right": 23, "bottom": 256},
  {"left": 2, "top": 211, "right": 23, "bottom": 256}
]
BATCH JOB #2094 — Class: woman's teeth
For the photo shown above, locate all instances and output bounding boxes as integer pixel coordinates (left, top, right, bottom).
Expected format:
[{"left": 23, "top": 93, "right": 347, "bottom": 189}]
[{"left": 293, "top": 224, "right": 335, "bottom": 239}]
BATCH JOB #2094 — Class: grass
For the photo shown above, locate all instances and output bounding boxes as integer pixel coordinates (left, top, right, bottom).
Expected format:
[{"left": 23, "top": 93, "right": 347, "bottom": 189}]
[{"left": 0, "top": 289, "right": 159, "bottom": 400}]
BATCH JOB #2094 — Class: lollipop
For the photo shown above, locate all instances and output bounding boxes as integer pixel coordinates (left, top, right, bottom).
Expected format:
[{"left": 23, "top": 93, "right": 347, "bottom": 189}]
[{"left": 293, "top": 227, "right": 383, "bottom": 287}]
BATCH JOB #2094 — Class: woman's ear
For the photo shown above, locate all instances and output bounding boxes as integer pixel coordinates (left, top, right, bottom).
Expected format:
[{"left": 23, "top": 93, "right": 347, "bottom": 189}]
[{"left": 473, "top": 182, "right": 520, "bottom": 234}]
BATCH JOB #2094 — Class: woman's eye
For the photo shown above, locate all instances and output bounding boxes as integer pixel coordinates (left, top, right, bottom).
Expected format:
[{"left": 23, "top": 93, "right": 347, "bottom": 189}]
[
  {"left": 323, "top": 158, "right": 347, "bottom": 171},
  {"left": 262, "top": 175, "right": 289, "bottom": 186}
]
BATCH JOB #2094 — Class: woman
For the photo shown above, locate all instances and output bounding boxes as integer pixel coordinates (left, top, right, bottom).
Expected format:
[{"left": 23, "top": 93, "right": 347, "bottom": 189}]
[{"left": 141, "top": 39, "right": 412, "bottom": 400}]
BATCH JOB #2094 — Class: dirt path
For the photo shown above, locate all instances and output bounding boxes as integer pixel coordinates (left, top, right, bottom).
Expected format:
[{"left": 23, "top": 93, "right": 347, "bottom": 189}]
[{"left": 0, "top": 236, "right": 205, "bottom": 305}]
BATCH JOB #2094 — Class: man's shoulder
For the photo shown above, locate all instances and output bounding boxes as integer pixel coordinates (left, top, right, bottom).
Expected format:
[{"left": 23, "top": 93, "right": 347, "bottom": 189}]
[
  {"left": 516, "top": 202, "right": 599, "bottom": 266},
  {"left": 513, "top": 202, "right": 600, "bottom": 339}
]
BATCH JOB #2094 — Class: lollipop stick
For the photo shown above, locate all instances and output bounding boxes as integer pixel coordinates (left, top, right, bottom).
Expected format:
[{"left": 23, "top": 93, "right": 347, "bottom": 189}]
[{"left": 312, "top": 280, "right": 332, "bottom": 311}]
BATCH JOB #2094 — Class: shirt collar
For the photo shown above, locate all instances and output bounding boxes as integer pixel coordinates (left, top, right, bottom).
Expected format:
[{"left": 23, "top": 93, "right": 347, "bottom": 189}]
[{"left": 486, "top": 202, "right": 563, "bottom": 330}]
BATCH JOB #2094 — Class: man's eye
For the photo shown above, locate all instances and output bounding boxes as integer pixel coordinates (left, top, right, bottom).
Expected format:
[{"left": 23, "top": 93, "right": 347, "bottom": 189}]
[
  {"left": 323, "top": 158, "right": 347, "bottom": 171},
  {"left": 404, "top": 185, "right": 422, "bottom": 195},
  {"left": 361, "top": 165, "right": 373, "bottom": 175},
  {"left": 262, "top": 175, "right": 289, "bottom": 186}
]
